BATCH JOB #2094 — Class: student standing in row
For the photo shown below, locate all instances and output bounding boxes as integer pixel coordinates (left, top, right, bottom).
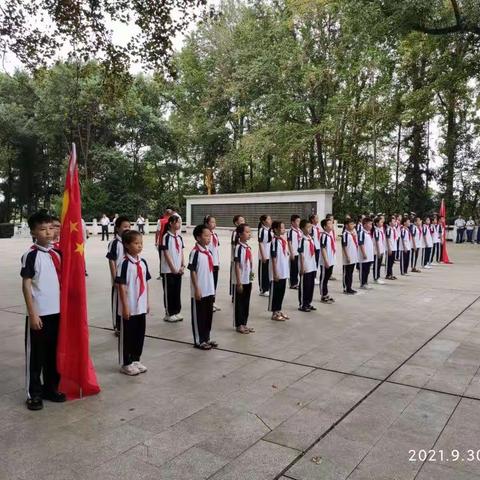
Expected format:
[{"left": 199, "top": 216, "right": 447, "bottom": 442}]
[
  {"left": 373, "top": 217, "right": 386, "bottom": 284},
  {"left": 205, "top": 215, "right": 221, "bottom": 312},
  {"left": 288, "top": 215, "right": 302, "bottom": 289},
  {"left": 230, "top": 215, "right": 245, "bottom": 301},
  {"left": 21, "top": 211, "right": 66, "bottom": 410},
  {"left": 341, "top": 218, "right": 358, "bottom": 295},
  {"left": 422, "top": 217, "right": 433, "bottom": 268},
  {"left": 411, "top": 217, "right": 423, "bottom": 273},
  {"left": 269, "top": 221, "right": 290, "bottom": 321},
  {"left": 319, "top": 218, "right": 336, "bottom": 303},
  {"left": 385, "top": 215, "right": 398, "bottom": 280},
  {"left": 159, "top": 215, "right": 185, "bottom": 322},
  {"left": 258, "top": 215, "right": 272, "bottom": 297},
  {"left": 106, "top": 216, "right": 131, "bottom": 335},
  {"left": 400, "top": 217, "right": 412, "bottom": 275},
  {"left": 116, "top": 231, "right": 151, "bottom": 375},
  {"left": 431, "top": 216, "right": 442, "bottom": 263},
  {"left": 189, "top": 224, "right": 217, "bottom": 350},
  {"left": 358, "top": 217, "right": 374, "bottom": 289},
  {"left": 310, "top": 214, "right": 322, "bottom": 285},
  {"left": 233, "top": 224, "right": 255, "bottom": 334},
  {"left": 298, "top": 219, "right": 317, "bottom": 312}
]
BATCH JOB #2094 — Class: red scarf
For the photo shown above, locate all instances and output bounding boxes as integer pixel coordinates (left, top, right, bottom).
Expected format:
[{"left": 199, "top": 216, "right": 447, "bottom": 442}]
[
  {"left": 128, "top": 256, "right": 145, "bottom": 300},
  {"left": 278, "top": 237, "right": 287, "bottom": 255},
  {"left": 212, "top": 232, "right": 218, "bottom": 247},
  {"left": 195, "top": 244, "right": 214, "bottom": 272},
  {"left": 328, "top": 231, "right": 336, "bottom": 253},
  {"left": 307, "top": 236, "right": 315, "bottom": 256},
  {"left": 242, "top": 243, "right": 252, "bottom": 265},
  {"left": 172, "top": 233, "right": 181, "bottom": 253},
  {"left": 349, "top": 231, "right": 358, "bottom": 248},
  {"left": 417, "top": 225, "right": 422, "bottom": 238},
  {"left": 392, "top": 226, "right": 398, "bottom": 241},
  {"left": 33, "top": 245, "right": 61, "bottom": 284},
  {"left": 292, "top": 226, "right": 302, "bottom": 243},
  {"left": 315, "top": 225, "right": 321, "bottom": 241}
]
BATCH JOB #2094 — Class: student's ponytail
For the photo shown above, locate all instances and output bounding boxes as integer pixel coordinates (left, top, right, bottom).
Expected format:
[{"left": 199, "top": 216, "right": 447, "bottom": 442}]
[{"left": 258, "top": 214, "right": 268, "bottom": 230}]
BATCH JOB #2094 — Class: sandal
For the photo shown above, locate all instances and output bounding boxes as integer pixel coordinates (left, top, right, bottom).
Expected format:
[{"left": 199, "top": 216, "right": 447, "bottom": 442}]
[
  {"left": 196, "top": 342, "right": 212, "bottom": 350},
  {"left": 280, "top": 312, "right": 290, "bottom": 320},
  {"left": 236, "top": 326, "right": 250, "bottom": 334},
  {"left": 271, "top": 313, "right": 285, "bottom": 321},
  {"left": 208, "top": 340, "right": 218, "bottom": 348},
  {"left": 247, "top": 327, "right": 255, "bottom": 333}
]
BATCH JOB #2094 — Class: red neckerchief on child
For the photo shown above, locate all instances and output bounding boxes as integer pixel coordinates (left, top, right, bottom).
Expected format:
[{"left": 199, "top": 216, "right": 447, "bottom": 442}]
[
  {"left": 327, "top": 230, "right": 336, "bottom": 253},
  {"left": 417, "top": 225, "right": 422, "bottom": 239},
  {"left": 292, "top": 226, "right": 302, "bottom": 243},
  {"left": 170, "top": 232, "right": 181, "bottom": 253},
  {"left": 32, "top": 244, "right": 61, "bottom": 283},
  {"left": 240, "top": 242, "right": 252, "bottom": 266},
  {"left": 392, "top": 226, "right": 398, "bottom": 241},
  {"left": 306, "top": 235, "right": 315, "bottom": 256},
  {"left": 315, "top": 225, "right": 321, "bottom": 241},
  {"left": 348, "top": 230, "right": 358, "bottom": 248},
  {"left": 127, "top": 254, "right": 145, "bottom": 300},
  {"left": 278, "top": 236, "right": 287, "bottom": 255},
  {"left": 195, "top": 243, "right": 214, "bottom": 272},
  {"left": 212, "top": 232, "right": 218, "bottom": 247}
]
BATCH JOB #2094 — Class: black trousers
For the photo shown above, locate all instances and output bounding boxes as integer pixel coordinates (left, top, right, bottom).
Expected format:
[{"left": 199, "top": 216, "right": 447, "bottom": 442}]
[
  {"left": 315, "top": 249, "right": 320, "bottom": 268},
  {"left": 319, "top": 265, "right": 333, "bottom": 297},
  {"left": 411, "top": 248, "right": 421, "bottom": 269},
  {"left": 120, "top": 313, "right": 146, "bottom": 366},
  {"left": 213, "top": 266, "right": 219, "bottom": 291},
  {"left": 343, "top": 264, "right": 355, "bottom": 292},
  {"left": 234, "top": 283, "right": 252, "bottom": 327},
  {"left": 289, "top": 256, "right": 299, "bottom": 287},
  {"left": 373, "top": 254, "right": 383, "bottom": 280},
  {"left": 400, "top": 250, "right": 410, "bottom": 275},
  {"left": 432, "top": 243, "right": 441, "bottom": 262},
  {"left": 299, "top": 271, "right": 315, "bottom": 307},
  {"left": 162, "top": 273, "right": 182, "bottom": 316},
  {"left": 191, "top": 295, "right": 214, "bottom": 345},
  {"left": 258, "top": 260, "right": 270, "bottom": 293},
  {"left": 467, "top": 230, "right": 474, "bottom": 242},
  {"left": 422, "top": 247, "right": 432, "bottom": 266},
  {"left": 101, "top": 225, "right": 109, "bottom": 241},
  {"left": 456, "top": 228, "right": 465, "bottom": 243},
  {"left": 386, "top": 252, "right": 395, "bottom": 277},
  {"left": 395, "top": 240, "right": 400, "bottom": 260},
  {"left": 269, "top": 279, "right": 287, "bottom": 311},
  {"left": 138, "top": 224, "right": 145, "bottom": 234},
  {"left": 359, "top": 262, "right": 372, "bottom": 286},
  {"left": 111, "top": 285, "right": 121, "bottom": 331},
  {"left": 25, "top": 314, "right": 60, "bottom": 399}
]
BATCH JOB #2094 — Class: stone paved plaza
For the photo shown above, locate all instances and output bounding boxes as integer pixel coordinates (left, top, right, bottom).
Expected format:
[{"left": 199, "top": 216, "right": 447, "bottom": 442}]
[{"left": 1, "top": 231, "right": 480, "bottom": 480}]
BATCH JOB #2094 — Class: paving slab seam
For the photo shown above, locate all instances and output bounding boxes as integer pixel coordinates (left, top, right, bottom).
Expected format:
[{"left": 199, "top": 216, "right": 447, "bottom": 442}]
[{"left": 271, "top": 294, "right": 480, "bottom": 479}]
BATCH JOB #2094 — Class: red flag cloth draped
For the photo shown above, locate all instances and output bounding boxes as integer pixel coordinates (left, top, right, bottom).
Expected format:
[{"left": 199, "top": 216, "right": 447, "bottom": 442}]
[
  {"left": 439, "top": 199, "right": 453, "bottom": 264},
  {"left": 58, "top": 144, "right": 100, "bottom": 399}
]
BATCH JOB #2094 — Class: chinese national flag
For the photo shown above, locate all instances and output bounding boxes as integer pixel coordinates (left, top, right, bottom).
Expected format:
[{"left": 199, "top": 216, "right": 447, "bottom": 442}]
[
  {"left": 58, "top": 144, "right": 100, "bottom": 399},
  {"left": 439, "top": 198, "right": 452, "bottom": 264}
]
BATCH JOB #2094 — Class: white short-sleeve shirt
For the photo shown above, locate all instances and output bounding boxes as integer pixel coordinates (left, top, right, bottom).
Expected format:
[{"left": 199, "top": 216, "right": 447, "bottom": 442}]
[
  {"left": 233, "top": 242, "right": 253, "bottom": 284},
  {"left": 269, "top": 237, "right": 290, "bottom": 280},
  {"left": 298, "top": 235, "right": 317, "bottom": 273},
  {"left": 358, "top": 230, "right": 374, "bottom": 263},
  {"left": 188, "top": 244, "right": 215, "bottom": 298},
  {"left": 160, "top": 232, "right": 185, "bottom": 273},
  {"left": 342, "top": 231, "right": 359, "bottom": 265},
  {"left": 320, "top": 231, "right": 336, "bottom": 266}
]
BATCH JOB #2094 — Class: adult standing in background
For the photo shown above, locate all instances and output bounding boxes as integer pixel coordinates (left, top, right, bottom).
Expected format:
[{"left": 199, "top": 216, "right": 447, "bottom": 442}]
[
  {"left": 100, "top": 213, "right": 110, "bottom": 241},
  {"left": 137, "top": 215, "right": 146, "bottom": 234},
  {"left": 466, "top": 216, "right": 475, "bottom": 243},
  {"left": 454, "top": 215, "right": 466, "bottom": 243}
]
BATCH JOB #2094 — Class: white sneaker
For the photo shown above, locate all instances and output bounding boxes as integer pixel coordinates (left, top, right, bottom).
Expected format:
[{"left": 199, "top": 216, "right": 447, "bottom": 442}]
[
  {"left": 213, "top": 304, "right": 222, "bottom": 312},
  {"left": 163, "top": 315, "right": 177, "bottom": 322},
  {"left": 424, "top": 265, "right": 432, "bottom": 269},
  {"left": 314, "top": 279, "right": 320, "bottom": 285},
  {"left": 121, "top": 364, "right": 140, "bottom": 376},
  {"left": 365, "top": 284, "right": 373, "bottom": 290},
  {"left": 263, "top": 291, "right": 270, "bottom": 297},
  {"left": 376, "top": 279, "right": 385, "bottom": 285},
  {"left": 174, "top": 314, "right": 184, "bottom": 321},
  {"left": 133, "top": 361, "right": 147, "bottom": 373}
]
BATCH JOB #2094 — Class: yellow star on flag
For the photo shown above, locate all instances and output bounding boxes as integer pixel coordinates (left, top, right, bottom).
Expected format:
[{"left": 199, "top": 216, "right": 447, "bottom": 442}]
[
  {"left": 74, "top": 242, "right": 85, "bottom": 255},
  {"left": 70, "top": 221, "right": 78, "bottom": 233}
]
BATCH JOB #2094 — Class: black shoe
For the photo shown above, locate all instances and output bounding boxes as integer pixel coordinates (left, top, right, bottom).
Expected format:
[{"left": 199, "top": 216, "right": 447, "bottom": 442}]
[
  {"left": 26, "top": 397, "right": 43, "bottom": 410},
  {"left": 308, "top": 305, "right": 317, "bottom": 311},
  {"left": 344, "top": 290, "right": 357, "bottom": 295},
  {"left": 42, "top": 391, "right": 67, "bottom": 402},
  {"left": 298, "top": 306, "right": 311, "bottom": 312}
]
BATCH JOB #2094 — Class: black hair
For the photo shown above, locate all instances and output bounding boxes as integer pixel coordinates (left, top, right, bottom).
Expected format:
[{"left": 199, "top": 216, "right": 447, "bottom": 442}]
[
  {"left": 271, "top": 220, "right": 284, "bottom": 233},
  {"left": 193, "top": 224, "right": 209, "bottom": 240},
  {"left": 233, "top": 214, "right": 245, "bottom": 225},
  {"left": 374, "top": 216, "right": 381, "bottom": 225},
  {"left": 235, "top": 223, "right": 249, "bottom": 243},
  {"left": 290, "top": 214, "right": 300, "bottom": 222},
  {"left": 115, "top": 215, "right": 130, "bottom": 229},
  {"left": 166, "top": 215, "right": 181, "bottom": 231},
  {"left": 299, "top": 219, "right": 310, "bottom": 230},
  {"left": 344, "top": 217, "right": 354, "bottom": 225},
  {"left": 308, "top": 214, "right": 317, "bottom": 223},
  {"left": 321, "top": 218, "right": 331, "bottom": 229},
  {"left": 356, "top": 214, "right": 364, "bottom": 223},
  {"left": 325, "top": 213, "right": 333, "bottom": 219},
  {"left": 28, "top": 211, "right": 52, "bottom": 230},
  {"left": 258, "top": 214, "right": 269, "bottom": 230},
  {"left": 401, "top": 217, "right": 409, "bottom": 225},
  {"left": 387, "top": 215, "right": 395, "bottom": 224},
  {"left": 50, "top": 215, "right": 60, "bottom": 222},
  {"left": 203, "top": 215, "right": 215, "bottom": 225},
  {"left": 122, "top": 230, "right": 142, "bottom": 246},
  {"left": 362, "top": 216, "right": 373, "bottom": 225}
]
